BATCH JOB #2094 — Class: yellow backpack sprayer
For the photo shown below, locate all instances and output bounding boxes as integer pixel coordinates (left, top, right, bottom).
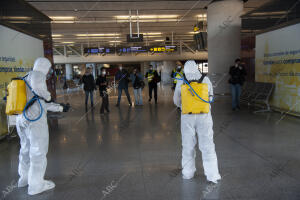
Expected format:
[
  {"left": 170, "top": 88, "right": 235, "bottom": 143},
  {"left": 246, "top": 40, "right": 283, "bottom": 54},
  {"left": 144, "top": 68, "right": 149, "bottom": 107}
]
[
  {"left": 174, "top": 72, "right": 214, "bottom": 114},
  {"left": 5, "top": 78, "right": 27, "bottom": 115},
  {"left": 6, "top": 75, "right": 45, "bottom": 122}
]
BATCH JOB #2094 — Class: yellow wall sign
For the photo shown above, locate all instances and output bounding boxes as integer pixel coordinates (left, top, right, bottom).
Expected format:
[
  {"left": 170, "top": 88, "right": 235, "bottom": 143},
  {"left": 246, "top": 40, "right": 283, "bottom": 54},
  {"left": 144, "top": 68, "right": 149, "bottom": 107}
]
[
  {"left": 255, "top": 22, "right": 300, "bottom": 113},
  {"left": 0, "top": 25, "right": 43, "bottom": 98}
]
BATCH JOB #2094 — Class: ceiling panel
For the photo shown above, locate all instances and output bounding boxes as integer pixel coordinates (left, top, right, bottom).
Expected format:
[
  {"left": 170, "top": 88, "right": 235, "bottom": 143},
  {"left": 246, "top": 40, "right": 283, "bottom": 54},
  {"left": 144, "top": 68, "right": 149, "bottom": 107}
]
[{"left": 25, "top": 0, "right": 272, "bottom": 45}]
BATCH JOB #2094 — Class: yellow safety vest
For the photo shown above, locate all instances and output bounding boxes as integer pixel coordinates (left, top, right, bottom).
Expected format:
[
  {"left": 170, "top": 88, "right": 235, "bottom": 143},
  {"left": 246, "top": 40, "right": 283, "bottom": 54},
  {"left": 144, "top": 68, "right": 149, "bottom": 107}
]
[
  {"left": 173, "top": 69, "right": 183, "bottom": 84},
  {"left": 147, "top": 70, "right": 155, "bottom": 82},
  {"left": 181, "top": 79, "right": 209, "bottom": 114}
]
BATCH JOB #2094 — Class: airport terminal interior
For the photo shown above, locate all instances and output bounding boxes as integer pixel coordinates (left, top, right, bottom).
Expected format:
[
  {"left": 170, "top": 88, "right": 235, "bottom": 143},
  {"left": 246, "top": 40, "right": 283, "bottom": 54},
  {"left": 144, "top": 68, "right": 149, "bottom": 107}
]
[{"left": 1, "top": 0, "right": 300, "bottom": 199}]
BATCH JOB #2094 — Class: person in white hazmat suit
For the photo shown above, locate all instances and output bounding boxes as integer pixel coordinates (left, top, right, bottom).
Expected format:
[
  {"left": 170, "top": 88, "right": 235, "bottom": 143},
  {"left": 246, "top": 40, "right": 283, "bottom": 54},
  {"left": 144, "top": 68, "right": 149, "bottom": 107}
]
[
  {"left": 173, "top": 60, "right": 221, "bottom": 183},
  {"left": 16, "top": 57, "right": 64, "bottom": 195}
]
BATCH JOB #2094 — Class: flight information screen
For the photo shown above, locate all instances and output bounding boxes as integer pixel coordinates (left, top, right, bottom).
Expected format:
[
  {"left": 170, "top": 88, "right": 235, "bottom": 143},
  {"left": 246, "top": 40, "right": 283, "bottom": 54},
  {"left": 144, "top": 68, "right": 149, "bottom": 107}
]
[
  {"left": 84, "top": 47, "right": 115, "bottom": 54},
  {"left": 118, "top": 46, "right": 148, "bottom": 53}
]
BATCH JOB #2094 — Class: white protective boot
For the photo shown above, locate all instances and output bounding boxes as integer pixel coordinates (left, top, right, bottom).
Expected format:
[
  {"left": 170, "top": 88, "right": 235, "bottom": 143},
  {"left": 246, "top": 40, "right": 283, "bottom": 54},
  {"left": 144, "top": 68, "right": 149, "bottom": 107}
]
[{"left": 28, "top": 180, "right": 55, "bottom": 195}]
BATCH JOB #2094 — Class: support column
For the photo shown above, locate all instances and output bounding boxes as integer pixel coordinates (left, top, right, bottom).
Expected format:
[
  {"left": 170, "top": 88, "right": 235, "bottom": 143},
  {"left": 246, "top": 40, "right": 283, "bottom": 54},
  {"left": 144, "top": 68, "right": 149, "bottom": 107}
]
[
  {"left": 65, "top": 64, "right": 73, "bottom": 80},
  {"left": 161, "top": 61, "right": 176, "bottom": 84},
  {"left": 208, "top": 0, "right": 243, "bottom": 94},
  {"left": 142, "top": 62, "right": 150, "bottom": 76}
]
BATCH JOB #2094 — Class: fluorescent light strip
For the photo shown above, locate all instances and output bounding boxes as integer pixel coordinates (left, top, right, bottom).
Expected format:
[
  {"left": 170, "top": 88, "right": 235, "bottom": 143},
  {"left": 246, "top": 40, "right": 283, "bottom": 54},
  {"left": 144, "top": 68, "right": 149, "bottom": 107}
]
[
  {"left": 50, "top": 21, "right": 74, "bottom": 24},
  {"left": 116, "top": 15, "right": 178, "bottom": 19},
  {"left": 117, "top": 19, "right": 178, "bottom": 23},
  {"left": 50, "top": 16, "right": 75, "bottom": 20},
  {"left": 75, "top": 33, "right": 120, "bottom": 37},
  {"left": 50, "top": 19, "right": 179, "bottom": 24},
  {"left": 250, "top": 11, "right": 287, "bottom": 16},
  {"left": 142, "top": 32, "right": 162, "bottom": 35},
  {"left": 2, "top": 16, "right": 32, "bottom": 20},
  {"left": 52, "top": 34, "right": 63, "bottom": 37}
]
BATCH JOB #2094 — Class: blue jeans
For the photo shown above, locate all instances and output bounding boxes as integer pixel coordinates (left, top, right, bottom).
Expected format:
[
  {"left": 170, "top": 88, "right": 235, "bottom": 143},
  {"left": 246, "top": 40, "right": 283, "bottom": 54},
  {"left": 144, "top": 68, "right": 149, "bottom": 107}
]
[
  {"left": 133, "top": 88, "right": 143, "bottom": 105},
  {"left": 231, "top": 84, "right": 241, "bottom": 109},
  {"left": 85, "top": 90, "right": 94, "bottom": 106},
  {"left": 117, "top": 87, "right": 131, "bottom": 105}
]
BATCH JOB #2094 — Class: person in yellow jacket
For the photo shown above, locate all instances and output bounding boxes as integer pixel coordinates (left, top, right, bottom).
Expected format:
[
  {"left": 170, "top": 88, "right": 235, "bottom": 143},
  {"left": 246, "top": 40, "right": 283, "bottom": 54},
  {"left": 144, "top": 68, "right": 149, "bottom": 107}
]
[
  {"left": 145, "top": 65, "right": 160, "bottom": 104},
  {"left": 171, "top": 61, "right": 184, "bottom": 90}
]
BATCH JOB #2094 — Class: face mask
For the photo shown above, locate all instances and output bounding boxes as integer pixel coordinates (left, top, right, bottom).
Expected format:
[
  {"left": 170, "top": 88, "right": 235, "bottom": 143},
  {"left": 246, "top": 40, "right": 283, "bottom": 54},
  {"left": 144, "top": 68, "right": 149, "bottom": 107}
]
[
  {"left": 177, "top": 66, "right": 181, "bottom": 69},
  {"left": 102, "top": 71, "right": 106, "bottom": 75},
  {"left": 119, "top": 67, "right": 123, "bottom": 70},
  {"left": 235, "top": 63, "right": 239, "bottom": 67}
]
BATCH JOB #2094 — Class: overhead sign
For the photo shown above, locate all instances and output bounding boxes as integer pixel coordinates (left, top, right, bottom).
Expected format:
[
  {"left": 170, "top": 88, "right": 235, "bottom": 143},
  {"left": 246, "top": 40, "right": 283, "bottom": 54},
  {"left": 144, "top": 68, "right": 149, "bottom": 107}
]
[
  {"left": 149, "top": 45, "right": 177, "bottom": 52},
  {"left": 118, "top": 46, "right": 148, "bottom": 53},
  {"left": 127, "top": 34, "right": 144, "bottom": 42},
  {"left": 84, "top": 47, "right": 115, "bottom": 54}
]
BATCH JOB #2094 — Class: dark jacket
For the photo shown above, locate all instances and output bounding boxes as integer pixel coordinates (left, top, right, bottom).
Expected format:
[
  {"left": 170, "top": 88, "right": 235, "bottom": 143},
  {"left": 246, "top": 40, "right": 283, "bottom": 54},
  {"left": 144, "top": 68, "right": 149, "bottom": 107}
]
[
  {"left": 115, "top": 69, "right": 129, "bottom": 89},
  {"left": 96, "top": 75, "right": 108, "bottom": 97},
  {"left": 145, "top": 70, "right": 160, "bottom": 86},
  {"left": 229, "top": 65, "right": 246, "bottom": 85},
  {"left": 81, "top": 74, "right": 95, "bottom": 91},
  {"left": 130, "top": 72, "right": 144, "bottom": 89}
]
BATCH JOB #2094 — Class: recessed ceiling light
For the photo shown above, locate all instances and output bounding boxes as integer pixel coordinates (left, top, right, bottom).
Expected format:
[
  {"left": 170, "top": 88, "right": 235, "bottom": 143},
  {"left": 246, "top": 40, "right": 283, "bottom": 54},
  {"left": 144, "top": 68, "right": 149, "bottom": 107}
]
[
  {"left": 154, "top": 40, "right": 164, "bottom": 42},
  {"left": 61, "top": 42, "right": 75, "bottom": 44},
  {"left": 52, "top": 34, "right": 63, "bottom": 37}
]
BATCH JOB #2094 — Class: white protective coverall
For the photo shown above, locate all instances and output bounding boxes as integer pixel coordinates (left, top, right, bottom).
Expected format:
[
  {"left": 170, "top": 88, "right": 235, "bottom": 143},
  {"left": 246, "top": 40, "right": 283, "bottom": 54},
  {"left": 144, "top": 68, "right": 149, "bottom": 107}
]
[
  {"left": 16, "top": 57, "right": 63, "bottom": 195},
  {"left": 173, "top": 60, "right": 221, "bottom": 183}
]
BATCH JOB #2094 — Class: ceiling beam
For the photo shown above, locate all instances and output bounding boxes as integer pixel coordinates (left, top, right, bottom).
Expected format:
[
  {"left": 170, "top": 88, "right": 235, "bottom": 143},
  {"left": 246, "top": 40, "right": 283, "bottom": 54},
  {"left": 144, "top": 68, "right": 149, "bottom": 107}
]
[
  {"left": 39, "top": 9, "right": 205, "bottom": 11},
  {"left": 27, "top": 0, "right": 210, "bottom": 2}
]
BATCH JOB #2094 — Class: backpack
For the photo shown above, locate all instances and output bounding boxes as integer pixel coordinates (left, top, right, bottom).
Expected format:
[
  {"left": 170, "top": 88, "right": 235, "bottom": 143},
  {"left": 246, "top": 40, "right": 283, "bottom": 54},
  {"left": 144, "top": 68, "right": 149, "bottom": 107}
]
[{"left": 181, "top": 74, "right": 210, "bottom": 114}]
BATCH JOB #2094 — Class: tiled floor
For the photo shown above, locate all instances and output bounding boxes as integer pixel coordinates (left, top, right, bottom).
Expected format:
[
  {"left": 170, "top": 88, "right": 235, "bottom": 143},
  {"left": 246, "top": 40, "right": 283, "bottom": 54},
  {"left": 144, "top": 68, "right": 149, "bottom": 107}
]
[{"left": 1, "top": 86, "right": 300, "bottom": 200}]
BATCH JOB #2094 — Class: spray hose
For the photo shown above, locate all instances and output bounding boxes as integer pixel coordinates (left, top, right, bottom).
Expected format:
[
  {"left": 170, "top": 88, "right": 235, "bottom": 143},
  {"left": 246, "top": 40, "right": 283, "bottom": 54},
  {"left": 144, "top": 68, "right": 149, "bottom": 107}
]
[
  {"left": 22, "top": 76, "right": 44, "bottom": 122},
  {"left": 174, "top": 72, "right": 214, "bottom": 104}
]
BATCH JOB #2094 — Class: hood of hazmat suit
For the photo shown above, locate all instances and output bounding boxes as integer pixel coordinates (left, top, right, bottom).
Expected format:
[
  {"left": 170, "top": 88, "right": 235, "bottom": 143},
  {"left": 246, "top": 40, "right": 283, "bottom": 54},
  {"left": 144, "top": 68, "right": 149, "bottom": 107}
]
[
  {"left": 16, "top": 57, "right": 63, "bottom": 195},
  {"left": 173, "top": 60, "right": 221, "bottom": 183}
]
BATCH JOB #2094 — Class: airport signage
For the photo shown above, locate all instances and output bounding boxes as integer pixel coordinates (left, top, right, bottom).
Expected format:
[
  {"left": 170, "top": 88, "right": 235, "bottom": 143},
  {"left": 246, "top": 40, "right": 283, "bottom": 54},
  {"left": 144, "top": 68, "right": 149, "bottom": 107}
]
[
  {"left": 84, "top": 47, "right": 115, "bottom": 54},
  {"left": 118, "top": 46, "right": 148, "bottom": 53},
  {"left": 149, "top": 45, "right": 177, "bottom": 52},
  {"left": 84, "top": 45, "right": 177, "bottom": 55}
]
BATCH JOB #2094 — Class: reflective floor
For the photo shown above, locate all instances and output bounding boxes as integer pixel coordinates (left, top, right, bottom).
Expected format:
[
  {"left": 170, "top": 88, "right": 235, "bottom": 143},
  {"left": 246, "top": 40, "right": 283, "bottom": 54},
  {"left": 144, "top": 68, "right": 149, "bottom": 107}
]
[{"left": 1, "top": 86, "right": 300, "bottom": 200}]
